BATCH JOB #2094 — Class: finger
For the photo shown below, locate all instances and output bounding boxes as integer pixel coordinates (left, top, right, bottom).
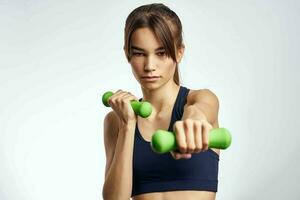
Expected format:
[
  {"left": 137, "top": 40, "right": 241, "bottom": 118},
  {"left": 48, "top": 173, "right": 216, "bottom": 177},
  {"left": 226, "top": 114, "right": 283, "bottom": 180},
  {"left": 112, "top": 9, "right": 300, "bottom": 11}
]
[
  {"left": 174, "top": 152, "right": 180, "bottom": 160},
  {"left": 109, "top": 91, "right": 130, "bottom": 105},
  {"left": 114, "top": 91, "right": 129, "bottom": 100},
  {"left": 108, "top": 90, "right": 124, "bottom": 105},
  {"left": 120, "top": 91, "right": 139, "bottom": 102},
  {"left": 201, "top": 120, "right": 211, "bottom": 152},
  {"left": 112, "top": 89, "right": 124, "bottom": 99},
  {"left": 180, "top": 153, "right": 192, "bottom": 159},
  {"left": 121, "top": 93, "right": 139, "bottom": 104},
  {"left": 170, "top": 151, "right": 180, "bottom": 160},
  {"left": 120, "top": 95, "right": 134, "bottom": 107},
  {"left": 184, "top": 119, "right": 195, "bottom": 154},
  {"left": 171, "top": 151, "right": 191, "bottom": 160},
  {"left": 194, "top": 120, "right": 203, "bottom": 153},
  {"left": 174, "top": 121, "right": 187, "bottom": 153}
]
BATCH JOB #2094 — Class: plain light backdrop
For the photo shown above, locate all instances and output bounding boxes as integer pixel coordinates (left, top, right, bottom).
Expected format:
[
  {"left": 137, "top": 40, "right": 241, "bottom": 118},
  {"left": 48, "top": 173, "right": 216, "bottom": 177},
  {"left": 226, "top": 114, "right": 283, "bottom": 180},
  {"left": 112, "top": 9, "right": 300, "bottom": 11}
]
[{"left": 0, "top": 0, "right": 299, "bottom": 199}]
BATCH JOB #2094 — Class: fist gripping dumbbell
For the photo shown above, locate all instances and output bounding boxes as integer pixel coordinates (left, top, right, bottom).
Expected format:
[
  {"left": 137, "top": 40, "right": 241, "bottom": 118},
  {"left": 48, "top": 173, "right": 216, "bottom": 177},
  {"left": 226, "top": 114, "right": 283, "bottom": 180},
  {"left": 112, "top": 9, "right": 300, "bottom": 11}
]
[
  {"left": 102, "top": 91, "right": 153, "bottom": 118},
  {"left": 151, "top": 128, "right": 232, "bottom": 154}
]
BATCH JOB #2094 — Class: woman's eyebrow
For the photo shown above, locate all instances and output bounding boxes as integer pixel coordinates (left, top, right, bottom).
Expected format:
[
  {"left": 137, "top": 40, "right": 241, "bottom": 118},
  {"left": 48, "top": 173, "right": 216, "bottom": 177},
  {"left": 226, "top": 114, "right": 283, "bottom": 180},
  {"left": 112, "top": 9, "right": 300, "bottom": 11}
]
[{"left": 131, "top": 46, "right": 165, "bottom": 51}]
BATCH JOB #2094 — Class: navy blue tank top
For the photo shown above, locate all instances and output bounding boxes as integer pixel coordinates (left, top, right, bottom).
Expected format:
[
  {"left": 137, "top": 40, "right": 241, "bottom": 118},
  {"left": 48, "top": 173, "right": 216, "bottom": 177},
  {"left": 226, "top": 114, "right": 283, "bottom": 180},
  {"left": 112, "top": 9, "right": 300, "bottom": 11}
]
[{"left": 131, "top": 85, "right": 219, "bottom": 197}]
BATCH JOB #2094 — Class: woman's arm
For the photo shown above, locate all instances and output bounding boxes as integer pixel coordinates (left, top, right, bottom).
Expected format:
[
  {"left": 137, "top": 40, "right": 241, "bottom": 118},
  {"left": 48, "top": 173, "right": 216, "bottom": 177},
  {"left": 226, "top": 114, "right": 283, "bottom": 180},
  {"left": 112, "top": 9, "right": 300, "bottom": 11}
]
[
  {"left": 170, "top": 89, "right": 220, "bottom": 159},
  {"left": 102, "top": 111, "right": 136, "bottom": 200},
  {"left": 184, "top": 89, "right": 219, "bottom": 125}
]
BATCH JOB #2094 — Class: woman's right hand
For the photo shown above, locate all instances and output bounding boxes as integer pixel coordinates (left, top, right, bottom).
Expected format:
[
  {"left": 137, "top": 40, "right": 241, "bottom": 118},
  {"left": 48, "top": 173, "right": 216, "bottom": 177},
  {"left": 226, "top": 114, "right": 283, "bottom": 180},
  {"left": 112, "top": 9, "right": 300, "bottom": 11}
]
[{"left": 107, "top": 89, "right": 139, "bottom": 125}]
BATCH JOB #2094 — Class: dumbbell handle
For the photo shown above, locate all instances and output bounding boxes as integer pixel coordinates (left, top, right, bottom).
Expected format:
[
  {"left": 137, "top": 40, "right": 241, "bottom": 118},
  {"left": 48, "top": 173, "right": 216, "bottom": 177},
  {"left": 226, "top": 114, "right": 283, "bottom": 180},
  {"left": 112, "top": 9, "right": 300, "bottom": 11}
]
[
  {"left": 151, "top": 128, "right": 232, "bottom": 154},
  {"left": 102, "top": 91, "right": 152, "bottom": 118}
]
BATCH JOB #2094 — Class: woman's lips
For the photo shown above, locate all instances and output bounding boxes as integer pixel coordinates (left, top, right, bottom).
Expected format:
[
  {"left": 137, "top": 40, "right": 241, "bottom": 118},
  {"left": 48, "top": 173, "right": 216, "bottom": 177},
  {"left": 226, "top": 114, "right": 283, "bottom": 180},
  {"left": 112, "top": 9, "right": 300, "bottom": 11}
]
[{"left": 141, "top": 76, "right": 161, "bottom": 82}]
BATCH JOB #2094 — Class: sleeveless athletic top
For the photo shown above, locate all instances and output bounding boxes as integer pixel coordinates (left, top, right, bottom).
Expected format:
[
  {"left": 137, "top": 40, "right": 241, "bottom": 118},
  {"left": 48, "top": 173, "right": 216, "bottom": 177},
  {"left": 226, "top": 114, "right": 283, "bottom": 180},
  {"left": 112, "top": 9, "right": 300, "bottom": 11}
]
[{"left": 131, "top": 85, "right": 219, "bottom": 197}]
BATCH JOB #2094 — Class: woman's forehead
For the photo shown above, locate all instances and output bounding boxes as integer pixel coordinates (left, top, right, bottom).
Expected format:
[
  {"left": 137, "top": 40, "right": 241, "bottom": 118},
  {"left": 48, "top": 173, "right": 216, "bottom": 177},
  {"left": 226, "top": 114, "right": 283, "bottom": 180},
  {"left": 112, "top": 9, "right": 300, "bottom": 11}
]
[{"left": 131, "top": 28, "right": 163, "bottom": 51}]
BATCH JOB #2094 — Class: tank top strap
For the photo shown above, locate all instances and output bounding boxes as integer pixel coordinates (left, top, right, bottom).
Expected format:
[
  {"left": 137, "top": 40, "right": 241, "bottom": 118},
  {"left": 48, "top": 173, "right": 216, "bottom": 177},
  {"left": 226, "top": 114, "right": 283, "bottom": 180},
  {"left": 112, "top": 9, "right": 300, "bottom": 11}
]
[{"left": 168, "top": 85, "right": 190, "bottom": 131}]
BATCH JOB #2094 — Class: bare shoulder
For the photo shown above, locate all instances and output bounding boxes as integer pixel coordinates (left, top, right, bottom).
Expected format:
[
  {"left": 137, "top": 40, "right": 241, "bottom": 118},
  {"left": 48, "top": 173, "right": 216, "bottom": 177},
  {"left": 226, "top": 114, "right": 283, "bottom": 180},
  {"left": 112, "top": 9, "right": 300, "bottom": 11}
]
[
  {"left": 104, "top": 110, "right": 120, "bottom": 129},
  {"left": 187, "top": 88, "right": 219, "bottom": 106},
  {"left": 103, "top": 111, "right": 120, "bottom": 141},
  {"left": 185, "top": 88, "right": 220, "bottom": 129}
]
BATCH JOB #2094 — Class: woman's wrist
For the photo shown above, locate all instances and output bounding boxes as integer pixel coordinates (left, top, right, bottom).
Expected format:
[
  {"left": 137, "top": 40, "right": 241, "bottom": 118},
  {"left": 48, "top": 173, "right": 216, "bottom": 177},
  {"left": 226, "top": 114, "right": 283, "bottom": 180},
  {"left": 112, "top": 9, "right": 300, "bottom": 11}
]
[{"left": 119, "top": 119, "right": 136, "bottom": 130}]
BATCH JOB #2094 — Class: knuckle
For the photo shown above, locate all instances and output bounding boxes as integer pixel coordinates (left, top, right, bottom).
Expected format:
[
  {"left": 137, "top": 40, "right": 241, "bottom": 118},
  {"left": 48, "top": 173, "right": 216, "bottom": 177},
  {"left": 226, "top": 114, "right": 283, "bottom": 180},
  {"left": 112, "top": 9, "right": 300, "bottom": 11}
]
[
  {"left": 116, "top": 98, "right": 122, "bottom": 104},
  {"left": 179, "top": 145, "right": 187, "bottom": 153},
  {"left": 179, "top": 143, "right": 186, "bottom": 149},
  {"left": 194, "top": 146, "right": 202, "bottom": 152},
  {"left": 173, "top": 121, "right": 182, "bottom": 129},
  {"left": 195, "top": 120, "right": 202, "bottom": 127},
  {"left": 196, "top": 143, "right": 203, "bottom": 149},
  {"left": 184, "top": 120, "right": 193, "bottom": 129},
  {"left": 185, "top": 118, "right": 193, "bottom": 123},
  {"left": 203, "top": 144, "right": 209, "bottom": 150},
  {"left": 121, "top": 97, "right": 128, "bottom": 102},
  {"left": 109, "top": 98, "right": 115, "bottom": 104},
  {"left": 185, "top": 119, "right": 193, "bottom": 125},
  {"left": 187, "top": 145, "right": 195, "bottom": 152}
]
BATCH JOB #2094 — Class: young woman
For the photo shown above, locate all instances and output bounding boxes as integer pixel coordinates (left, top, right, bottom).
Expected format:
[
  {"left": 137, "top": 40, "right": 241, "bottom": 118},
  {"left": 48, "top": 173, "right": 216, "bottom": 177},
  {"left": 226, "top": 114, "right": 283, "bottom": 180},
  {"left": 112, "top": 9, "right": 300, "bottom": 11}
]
[{"left": 102, "top": 3, "right": 220, "bottom": 200}]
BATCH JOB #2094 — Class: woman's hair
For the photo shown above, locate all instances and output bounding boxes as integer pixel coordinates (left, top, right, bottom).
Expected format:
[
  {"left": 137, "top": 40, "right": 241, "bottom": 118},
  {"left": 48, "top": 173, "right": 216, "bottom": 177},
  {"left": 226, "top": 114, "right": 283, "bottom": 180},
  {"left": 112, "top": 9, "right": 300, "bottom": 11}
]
[{"left": 124, "top": 3, "right": 184, "bottom": 85}]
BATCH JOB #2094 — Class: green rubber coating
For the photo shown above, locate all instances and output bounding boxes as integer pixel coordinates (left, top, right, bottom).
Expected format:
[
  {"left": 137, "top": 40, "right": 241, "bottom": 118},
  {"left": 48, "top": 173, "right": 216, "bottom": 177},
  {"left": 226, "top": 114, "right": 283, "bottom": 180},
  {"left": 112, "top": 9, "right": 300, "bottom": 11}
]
[
  {"left": 131, "top": 101, "right": 152, "bottom": 118},
  {"left": 102, "top": 91, "right": 114, "bottom": 107},
  {"left": 102, "top": 91, "right": 152, "bottom": 118},
  {"left": 151, "top": 127, "right": 232, "bottom": 154}
]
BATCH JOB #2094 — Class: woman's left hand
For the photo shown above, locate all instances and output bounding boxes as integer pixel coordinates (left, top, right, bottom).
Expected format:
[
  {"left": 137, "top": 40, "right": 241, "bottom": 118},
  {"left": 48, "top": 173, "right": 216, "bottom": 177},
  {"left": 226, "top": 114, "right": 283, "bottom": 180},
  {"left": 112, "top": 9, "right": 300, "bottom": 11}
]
[{"left": 170, "top": 119, "right": 213, "bottom": 160}]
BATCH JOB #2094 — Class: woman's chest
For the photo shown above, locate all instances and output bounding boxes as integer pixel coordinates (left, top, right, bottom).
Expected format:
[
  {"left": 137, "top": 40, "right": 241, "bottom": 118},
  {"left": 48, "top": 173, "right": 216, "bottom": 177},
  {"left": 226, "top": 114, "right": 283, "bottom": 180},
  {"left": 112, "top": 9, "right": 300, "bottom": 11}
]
[{"left": 137, "top": 113, "right": 172, "bottom": 142}]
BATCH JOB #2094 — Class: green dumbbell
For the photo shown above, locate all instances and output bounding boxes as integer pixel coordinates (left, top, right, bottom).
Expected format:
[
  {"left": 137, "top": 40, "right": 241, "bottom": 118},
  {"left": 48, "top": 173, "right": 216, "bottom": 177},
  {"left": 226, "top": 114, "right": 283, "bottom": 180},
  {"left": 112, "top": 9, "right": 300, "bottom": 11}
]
[
  {"left": 102, "top": 91, "right": 152, "bottom": 118},
  {"left": 151, "top": 127, "right": 232, "bottom": 154}
]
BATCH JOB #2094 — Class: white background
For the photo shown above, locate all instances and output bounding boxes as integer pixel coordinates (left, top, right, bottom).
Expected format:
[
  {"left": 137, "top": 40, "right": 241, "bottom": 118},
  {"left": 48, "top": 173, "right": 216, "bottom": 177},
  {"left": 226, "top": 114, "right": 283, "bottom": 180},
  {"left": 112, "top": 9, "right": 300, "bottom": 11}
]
[{"left": 0, "top": 0, "right": 299, "bottom": 199}]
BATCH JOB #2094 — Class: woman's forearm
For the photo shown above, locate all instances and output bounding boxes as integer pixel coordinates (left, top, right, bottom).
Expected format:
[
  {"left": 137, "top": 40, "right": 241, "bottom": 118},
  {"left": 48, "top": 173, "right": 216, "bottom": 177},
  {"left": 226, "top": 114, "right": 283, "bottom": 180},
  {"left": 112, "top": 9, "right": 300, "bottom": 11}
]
[{"left": 102, "top": 122, "right": 136, "bottom": 200}]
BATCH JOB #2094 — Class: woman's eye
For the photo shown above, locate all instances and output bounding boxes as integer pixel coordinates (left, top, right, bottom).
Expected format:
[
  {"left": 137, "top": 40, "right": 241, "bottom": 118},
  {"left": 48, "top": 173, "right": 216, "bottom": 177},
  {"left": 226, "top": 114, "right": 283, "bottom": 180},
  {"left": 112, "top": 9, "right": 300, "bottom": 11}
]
[
  {"left": 133, "top": 52, "right": 144, "bottom": 56},
  {"left": 132, "top": 52, "right": 165, "bottom": 57},
  {"left": 157, "top": 52, "right": 166, "bottom": 56}
]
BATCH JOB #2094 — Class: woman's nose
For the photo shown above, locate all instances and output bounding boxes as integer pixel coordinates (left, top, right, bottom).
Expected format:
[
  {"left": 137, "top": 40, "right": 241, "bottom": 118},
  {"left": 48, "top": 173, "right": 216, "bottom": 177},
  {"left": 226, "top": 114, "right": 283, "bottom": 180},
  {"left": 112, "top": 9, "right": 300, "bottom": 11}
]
[
  {"left": 144, "top": 65, "right": 156, "bottom": 71},
  {"left": 144, "top": 56, "right": 156, "bottom": 71}
]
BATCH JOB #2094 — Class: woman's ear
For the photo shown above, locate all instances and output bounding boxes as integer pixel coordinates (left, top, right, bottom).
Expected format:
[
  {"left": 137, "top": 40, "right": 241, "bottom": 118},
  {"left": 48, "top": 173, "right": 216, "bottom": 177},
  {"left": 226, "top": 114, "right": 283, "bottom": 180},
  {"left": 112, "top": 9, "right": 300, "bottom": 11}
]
[{"left": 176, "top": 45, "right": 185, "bottom": 63}]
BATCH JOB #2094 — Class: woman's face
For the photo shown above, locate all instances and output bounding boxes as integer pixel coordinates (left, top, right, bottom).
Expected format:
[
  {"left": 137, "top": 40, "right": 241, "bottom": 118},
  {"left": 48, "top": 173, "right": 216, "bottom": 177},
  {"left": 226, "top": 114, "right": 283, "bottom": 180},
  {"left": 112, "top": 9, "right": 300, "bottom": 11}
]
[{"left": 127, "top": 27, "right": 183, "bottom": 90}]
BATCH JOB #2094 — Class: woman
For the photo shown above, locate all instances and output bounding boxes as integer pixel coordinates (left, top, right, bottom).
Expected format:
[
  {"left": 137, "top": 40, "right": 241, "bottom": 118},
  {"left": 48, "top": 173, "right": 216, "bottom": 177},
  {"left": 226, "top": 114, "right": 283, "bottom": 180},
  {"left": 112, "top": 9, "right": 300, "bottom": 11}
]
[{"left": 102, "top": 3, "right": 220, "bottom": 200}]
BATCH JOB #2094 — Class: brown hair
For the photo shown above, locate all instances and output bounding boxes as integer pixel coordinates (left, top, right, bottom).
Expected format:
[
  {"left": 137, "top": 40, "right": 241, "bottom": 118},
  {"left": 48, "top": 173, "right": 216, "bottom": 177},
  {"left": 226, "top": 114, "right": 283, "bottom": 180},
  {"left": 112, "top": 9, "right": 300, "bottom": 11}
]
[{"left": 124, "top": 3, "right": 184, "bottom": 85}]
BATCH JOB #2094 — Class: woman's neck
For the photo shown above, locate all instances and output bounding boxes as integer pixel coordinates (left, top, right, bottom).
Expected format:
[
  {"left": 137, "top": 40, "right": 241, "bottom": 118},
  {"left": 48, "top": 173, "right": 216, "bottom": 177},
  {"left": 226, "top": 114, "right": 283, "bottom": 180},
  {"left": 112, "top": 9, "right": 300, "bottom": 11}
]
[{"left": 140, "top": 80, "right": 180, "bottom": 115}]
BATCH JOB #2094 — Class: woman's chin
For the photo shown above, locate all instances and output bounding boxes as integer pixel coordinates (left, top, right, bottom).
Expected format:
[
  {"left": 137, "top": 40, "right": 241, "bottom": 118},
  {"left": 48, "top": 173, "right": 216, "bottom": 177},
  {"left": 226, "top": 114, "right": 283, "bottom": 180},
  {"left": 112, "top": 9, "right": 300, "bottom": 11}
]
[{"left": 140, "top": 82, "right": 160, "bottom": 90}]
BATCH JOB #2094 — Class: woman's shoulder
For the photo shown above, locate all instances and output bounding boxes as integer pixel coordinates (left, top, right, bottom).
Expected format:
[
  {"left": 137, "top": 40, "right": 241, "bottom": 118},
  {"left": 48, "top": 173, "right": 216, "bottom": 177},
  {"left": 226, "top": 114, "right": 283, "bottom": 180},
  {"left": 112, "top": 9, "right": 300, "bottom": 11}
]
[
  {"left": 185, "top": 87, "right": 219, "bottom": 125},
  {"left": 103, "top": 111, "right": 120, "bottom": 137},
  {"left": 186, "top": 87, "right": 219, "bottom": 104}
]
